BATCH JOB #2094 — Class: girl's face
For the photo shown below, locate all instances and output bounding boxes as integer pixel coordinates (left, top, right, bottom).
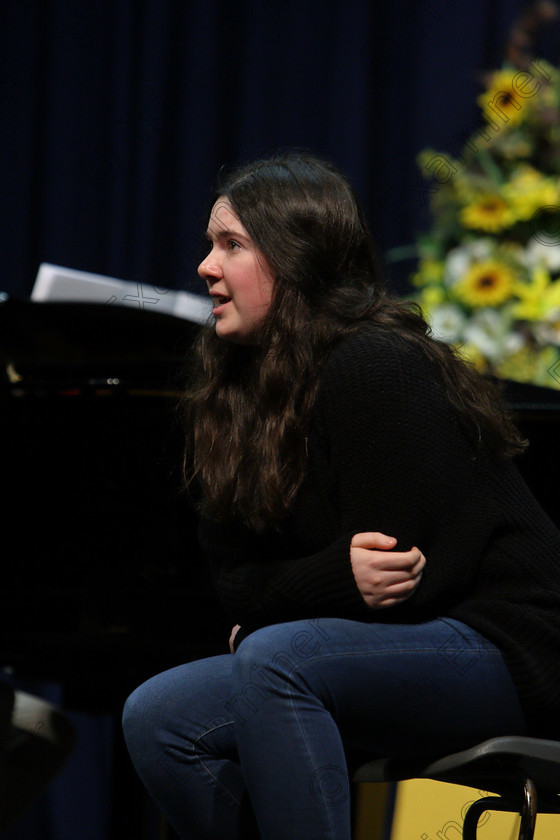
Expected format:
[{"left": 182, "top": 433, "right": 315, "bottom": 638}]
[{"left": 198, "top": 198, "right": 274, "bottom": 343}]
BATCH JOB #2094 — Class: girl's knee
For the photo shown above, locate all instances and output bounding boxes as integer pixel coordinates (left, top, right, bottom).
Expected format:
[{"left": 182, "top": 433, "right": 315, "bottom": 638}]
[
  {"left": 122, "top": 684, "right": 148, "bottom": 749},
  {"left": 235, "top": 620, "right": 329, "bottom": 671},
  {"left": 122, "top": 676, "right": 166, "bottom": 755},
  {"left": 233, "top": 621, "right": 328, "bottom": 692},
  {"left": 236, "top": 623, "right": 296, "bottom": 670}
]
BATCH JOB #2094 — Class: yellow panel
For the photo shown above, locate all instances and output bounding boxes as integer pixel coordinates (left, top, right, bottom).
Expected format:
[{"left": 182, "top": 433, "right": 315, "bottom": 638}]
[{"left": 389, "top": 779, "right": 558, "bottom": 840}]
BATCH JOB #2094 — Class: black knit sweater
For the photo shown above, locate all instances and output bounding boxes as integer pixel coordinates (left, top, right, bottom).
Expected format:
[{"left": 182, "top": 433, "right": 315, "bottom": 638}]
[{"left": 199, "top": 329, "right": 560, "bottom": 737}]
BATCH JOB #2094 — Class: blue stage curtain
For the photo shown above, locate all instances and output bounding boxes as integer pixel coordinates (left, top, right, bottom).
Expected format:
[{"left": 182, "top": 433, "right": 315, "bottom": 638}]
[{"left": 3, "top": 0, "right": 555, "bottom": 301}]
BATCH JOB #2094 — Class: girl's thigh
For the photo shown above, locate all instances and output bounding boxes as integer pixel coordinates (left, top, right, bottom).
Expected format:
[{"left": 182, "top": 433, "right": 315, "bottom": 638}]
[
  {"left": 124, "top": 655, "right": 236, "bottom": 745},
  {"left": 233, "top": 617, "right": 527, "bottom": 759}
]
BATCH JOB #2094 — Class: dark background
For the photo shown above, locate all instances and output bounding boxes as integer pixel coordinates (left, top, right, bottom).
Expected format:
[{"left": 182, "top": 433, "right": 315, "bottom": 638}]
[
  {"left": 1, "top": 2, "right": 560, "bottom": 839},
  {"left": 4, "top": 0, "right": 560, "bottom": 304}
]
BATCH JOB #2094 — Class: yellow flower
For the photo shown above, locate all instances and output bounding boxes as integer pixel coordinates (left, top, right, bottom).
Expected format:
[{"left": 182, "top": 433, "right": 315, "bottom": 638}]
[
  {"left": 512, "top": 266, "right": 552, "bottom": 320},
  {"left": 453, "top": 174, "right": 478, "bottom": 204},
  {"left": 545, "top": 280, "right": 560, "bottom": 310},
  {"left": 454, "top": 261, "right": 516, "bottom": 308},
  {"left": 455, "top": 343, "right": 488, "bottom": 372},
  {"left": 496, "top": 346, "right": 560, "bottom": 390},
  {"left": 494, "top": 346, "right": 539, "bottom": 383},
  {"left": 478, "top": 70, "right": 532, "bottom": 130},
  {"left": 502, "top": 166, "right": 560, "bottom": 221},
  {"left": 420, "top": 286, "right": 446, "bottom": 307},
  {"left": 411, "top": 259, "right": 445, "bottom": 287},
  {"left": 460, "top": 195, "right": 515, "bottom": 232},
  {"left": 416, "top": 286, "right": 447, "bottom": 320}
]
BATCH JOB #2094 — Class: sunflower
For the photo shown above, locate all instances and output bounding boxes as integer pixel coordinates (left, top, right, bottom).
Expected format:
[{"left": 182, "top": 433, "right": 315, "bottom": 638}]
[
  {"left": 454, "top": 261, "right": 516, "bottom": 308},
  {"left": 460, "top": 195, "right": 515, "bottom": 233},
  {"left": 478, "top": 70, "right": 532, "bottom": 130}
]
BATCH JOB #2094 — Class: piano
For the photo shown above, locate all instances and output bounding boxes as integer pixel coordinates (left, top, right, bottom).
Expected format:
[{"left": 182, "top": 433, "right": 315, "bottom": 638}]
[{"left": 1, "top": 298, "right": 231, "bottom": 714}]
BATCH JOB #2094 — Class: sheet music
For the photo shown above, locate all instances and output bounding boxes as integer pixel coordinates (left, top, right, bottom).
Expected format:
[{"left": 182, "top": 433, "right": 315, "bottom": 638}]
[{"left": 32, "top": 263, "right": 213, "bottom": 324}]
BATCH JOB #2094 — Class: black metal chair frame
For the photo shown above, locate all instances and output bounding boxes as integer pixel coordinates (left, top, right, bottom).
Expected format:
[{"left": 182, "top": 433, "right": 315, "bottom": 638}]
[{"left": 353, "top": 736, "right": 560, "bottom": 840}]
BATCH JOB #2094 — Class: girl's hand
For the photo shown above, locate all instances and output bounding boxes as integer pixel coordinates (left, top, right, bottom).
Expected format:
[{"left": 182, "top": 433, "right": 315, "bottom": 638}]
[
  {"left": 350, "top": 532, "right": 425, "bottom": 609},
  {"left": 229, "top": 624, "right": 241, "bottom": 653}
]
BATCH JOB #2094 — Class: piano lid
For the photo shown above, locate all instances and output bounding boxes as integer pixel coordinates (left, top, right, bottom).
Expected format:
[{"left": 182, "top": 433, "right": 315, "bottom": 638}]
[{"left": 0, "top": 298, "right": 203, "bottom": 393}]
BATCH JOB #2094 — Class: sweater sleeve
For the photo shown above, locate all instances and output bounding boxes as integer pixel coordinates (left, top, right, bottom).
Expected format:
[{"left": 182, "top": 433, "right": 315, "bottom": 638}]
[
  {"left": 199, "top": 518, "right": 374, "bottom": 627},
  {"left": 200, "top": 330, "right": 496, "bottom": 628}
]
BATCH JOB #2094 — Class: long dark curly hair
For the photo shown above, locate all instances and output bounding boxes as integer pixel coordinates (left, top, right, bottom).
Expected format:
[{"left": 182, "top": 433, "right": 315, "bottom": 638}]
[{"left": 185, "top": 153, "right": 526, "bottom": 532}]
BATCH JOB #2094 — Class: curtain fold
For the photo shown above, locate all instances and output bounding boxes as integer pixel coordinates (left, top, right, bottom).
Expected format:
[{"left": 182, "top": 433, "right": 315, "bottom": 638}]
[{"left": 2, "top": 0, "right": 545, "bottom": 300}]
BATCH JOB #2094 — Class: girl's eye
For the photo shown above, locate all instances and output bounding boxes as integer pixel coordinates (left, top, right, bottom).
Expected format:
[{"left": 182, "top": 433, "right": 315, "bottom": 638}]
[{"left": 227, "top": 240, "right": 240, "bottom": 251}]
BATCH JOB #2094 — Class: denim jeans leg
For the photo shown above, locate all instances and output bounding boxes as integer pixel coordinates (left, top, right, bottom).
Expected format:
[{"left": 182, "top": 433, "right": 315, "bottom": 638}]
[
  {"left": 229, "top": 617, "right": 527, "bottom": 840},
  {"left": 123, "top": 654, "right": 260, "bottom": 839},
  {"left": 123, "top": 617, "right": 527, "bottom": 840}
]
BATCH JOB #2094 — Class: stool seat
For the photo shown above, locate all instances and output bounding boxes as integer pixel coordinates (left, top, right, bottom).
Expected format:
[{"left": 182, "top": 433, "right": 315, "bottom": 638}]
[{"left": 353, "top": 736, "right": 560, "bottom": 840}]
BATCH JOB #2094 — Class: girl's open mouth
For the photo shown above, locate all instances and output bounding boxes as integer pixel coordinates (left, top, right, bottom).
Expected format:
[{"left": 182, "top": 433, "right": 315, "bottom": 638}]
[{"left": 212, "top": 296, "right": 232, "bottom": 314}]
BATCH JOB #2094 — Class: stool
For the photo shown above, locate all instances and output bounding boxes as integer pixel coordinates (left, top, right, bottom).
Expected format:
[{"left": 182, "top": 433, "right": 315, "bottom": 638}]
[{"left": 353, "top": 736, "right": 560, "bottom": 840}]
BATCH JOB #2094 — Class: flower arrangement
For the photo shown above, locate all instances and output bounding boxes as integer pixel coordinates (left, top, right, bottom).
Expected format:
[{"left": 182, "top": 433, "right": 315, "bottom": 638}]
[{"left": 411, "top": 58, "right": 560, "bottom": 389}]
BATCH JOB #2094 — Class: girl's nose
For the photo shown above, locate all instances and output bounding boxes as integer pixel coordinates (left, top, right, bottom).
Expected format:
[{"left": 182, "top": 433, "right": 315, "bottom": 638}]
[{"left": 198, "top": 251, "right": 221, "bottom": 281}]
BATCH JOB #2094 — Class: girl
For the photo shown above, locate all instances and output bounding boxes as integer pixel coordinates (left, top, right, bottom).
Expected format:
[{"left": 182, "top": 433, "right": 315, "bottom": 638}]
[{"left": 123, "top": 153, "right": 560, "bottom": 840}]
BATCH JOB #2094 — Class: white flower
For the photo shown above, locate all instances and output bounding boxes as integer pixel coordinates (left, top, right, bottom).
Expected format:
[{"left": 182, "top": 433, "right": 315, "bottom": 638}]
[
  {"left": 463, "top": 309, "right": 524, "bottom": 363},
  {"left": 468, "top": 239, "right": 494, "bottom": 261},
  {"left": 521, "top": 238, "right": 560, "bottom": 272},
  {"left": 428, "top": 304, "right": 466, "bottom": 342},
  {"left": 533, "top": 308, "right": 560, "bottom": 346},
  {"left": 444, "top": 240, "right": 494, "bottom": 286},
  {"left": 444, "top": 248, "right": 472, "bottom": 285}
]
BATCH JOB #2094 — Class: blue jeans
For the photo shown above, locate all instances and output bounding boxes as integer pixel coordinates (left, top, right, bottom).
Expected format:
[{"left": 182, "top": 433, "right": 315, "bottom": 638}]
[{"left": 122, "top": 618, "right": 526, "bottom": 840}]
